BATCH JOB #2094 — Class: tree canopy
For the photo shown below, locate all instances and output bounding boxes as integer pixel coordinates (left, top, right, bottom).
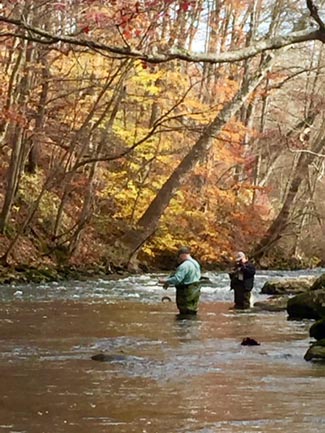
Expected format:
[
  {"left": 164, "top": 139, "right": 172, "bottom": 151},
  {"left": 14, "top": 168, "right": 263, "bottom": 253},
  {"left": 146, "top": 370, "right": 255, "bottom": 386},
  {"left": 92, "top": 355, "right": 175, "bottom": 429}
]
[{"left": 0, "top": 0, "right": 325, "bottom": 270}]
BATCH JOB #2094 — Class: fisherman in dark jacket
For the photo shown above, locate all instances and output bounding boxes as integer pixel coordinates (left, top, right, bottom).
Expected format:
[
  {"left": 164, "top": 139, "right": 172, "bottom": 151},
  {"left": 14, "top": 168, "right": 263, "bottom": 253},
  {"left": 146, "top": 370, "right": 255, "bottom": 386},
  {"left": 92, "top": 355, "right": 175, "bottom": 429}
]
[{"left": 229, "top": 251, "right": 256, "bottom": 309}]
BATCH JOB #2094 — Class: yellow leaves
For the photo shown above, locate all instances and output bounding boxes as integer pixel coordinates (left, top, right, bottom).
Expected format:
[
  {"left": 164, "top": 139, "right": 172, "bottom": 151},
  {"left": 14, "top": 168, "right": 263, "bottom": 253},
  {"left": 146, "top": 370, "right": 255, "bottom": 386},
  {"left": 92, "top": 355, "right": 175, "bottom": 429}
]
[
  {"left": 19, "top": 171, "right": 44, "bottom": 202},
  {"left": 142, "top": 149, "right": 268, "bottom": 263},
  {"left": 164, "top": 69, "right": 190, "bottom": 90},
  {"left": 18, "top": 171, "right": 66, "bottom": 228},
  {"left": 130, "top": 61, "right": 164, "bottom": 96},
  {"left": 38, "top": 192, "right": 62, "bottom": 226},
  {"left": 51, "top": 50, "right": 106, "bottom": 79}
]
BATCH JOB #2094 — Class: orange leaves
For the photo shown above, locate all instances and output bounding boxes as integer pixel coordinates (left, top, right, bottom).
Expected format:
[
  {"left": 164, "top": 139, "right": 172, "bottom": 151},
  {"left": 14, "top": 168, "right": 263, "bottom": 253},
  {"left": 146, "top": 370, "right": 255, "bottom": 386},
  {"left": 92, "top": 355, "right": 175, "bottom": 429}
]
[
  {"left": 1, "top": 108, "right": 27, "bottom": 127},
  {"left": 212, "top": 78, "right": 240, "bottom": 106},
  {"left": 150, "top": 145, "right": 269, "bottom": 263}
]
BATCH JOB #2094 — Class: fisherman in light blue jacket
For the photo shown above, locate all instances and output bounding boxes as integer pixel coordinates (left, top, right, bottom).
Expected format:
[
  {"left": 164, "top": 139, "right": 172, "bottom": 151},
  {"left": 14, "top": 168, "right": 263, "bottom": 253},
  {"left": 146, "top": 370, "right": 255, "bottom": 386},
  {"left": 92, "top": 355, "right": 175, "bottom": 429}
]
[{"left": 159, "top": 246, "right": 201, "bottom": 315}]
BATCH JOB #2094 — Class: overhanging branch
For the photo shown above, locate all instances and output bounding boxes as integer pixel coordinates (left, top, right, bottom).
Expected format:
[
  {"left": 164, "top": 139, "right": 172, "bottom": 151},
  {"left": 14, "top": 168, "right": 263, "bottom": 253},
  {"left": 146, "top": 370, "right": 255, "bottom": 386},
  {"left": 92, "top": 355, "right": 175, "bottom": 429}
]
[
  {"left": 307, "top": 0, "right": 325, "bottom": 31},
  {"left": 0, "top": 15, "right": 324, "bottom": 64}
]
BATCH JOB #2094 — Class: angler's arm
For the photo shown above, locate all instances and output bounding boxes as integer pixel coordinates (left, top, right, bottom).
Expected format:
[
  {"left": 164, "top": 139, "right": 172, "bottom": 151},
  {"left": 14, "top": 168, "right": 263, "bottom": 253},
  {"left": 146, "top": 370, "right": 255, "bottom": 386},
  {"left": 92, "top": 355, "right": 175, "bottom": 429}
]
[{"left": 159, "top": 264, "right": 187, "bottom": 289}]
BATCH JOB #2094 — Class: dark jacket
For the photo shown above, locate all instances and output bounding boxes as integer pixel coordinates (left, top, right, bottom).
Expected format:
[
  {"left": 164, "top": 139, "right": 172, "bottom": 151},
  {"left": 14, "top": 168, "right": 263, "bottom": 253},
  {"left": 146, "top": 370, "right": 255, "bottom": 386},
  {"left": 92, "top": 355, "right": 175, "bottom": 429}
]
[{"left": 229, "top": 262, "right": 256, "bottom": 292}]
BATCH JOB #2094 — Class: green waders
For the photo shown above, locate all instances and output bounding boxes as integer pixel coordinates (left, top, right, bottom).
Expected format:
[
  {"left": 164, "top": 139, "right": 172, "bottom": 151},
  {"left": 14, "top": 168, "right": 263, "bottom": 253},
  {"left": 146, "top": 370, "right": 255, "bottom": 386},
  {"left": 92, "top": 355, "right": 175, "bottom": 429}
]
[{"left": 175, "top": 282, "right": 201, "bottom": 314}]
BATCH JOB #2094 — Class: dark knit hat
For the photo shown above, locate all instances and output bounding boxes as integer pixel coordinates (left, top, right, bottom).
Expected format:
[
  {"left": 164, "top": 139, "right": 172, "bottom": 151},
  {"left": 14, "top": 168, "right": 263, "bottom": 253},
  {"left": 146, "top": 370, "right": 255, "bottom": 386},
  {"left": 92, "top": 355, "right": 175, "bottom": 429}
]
[{"left": 178, "top": 246, "right": 191, "bottom": 256}]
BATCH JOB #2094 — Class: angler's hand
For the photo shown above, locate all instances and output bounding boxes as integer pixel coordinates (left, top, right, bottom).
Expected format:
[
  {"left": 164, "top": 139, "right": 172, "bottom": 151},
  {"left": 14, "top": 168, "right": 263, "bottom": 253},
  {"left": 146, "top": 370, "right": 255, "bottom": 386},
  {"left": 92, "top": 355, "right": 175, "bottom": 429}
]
[{"left": 159, "top": 278, "right": 169, "bottom": 290}]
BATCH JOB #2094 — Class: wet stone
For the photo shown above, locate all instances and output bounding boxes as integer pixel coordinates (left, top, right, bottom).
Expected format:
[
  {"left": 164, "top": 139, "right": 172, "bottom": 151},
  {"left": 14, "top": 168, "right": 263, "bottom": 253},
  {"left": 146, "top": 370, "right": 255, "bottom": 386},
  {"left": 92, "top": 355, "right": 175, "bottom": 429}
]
[{"left": 91, "top": 353, "right": 127, "bottom": 362}]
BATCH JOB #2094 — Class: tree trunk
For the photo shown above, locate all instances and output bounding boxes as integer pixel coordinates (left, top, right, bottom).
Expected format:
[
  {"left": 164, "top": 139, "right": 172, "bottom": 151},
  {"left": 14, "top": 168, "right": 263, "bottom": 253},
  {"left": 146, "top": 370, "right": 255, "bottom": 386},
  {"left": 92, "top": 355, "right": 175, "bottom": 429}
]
[
  {"left": 114, "top": 54, "right": 277, "bottom": 268},
  {"left": 0, "top": 39, "right": 34, "bottom": 232},
  {"left": 26, "top": 53, "right": 49, "bottom": 173}
]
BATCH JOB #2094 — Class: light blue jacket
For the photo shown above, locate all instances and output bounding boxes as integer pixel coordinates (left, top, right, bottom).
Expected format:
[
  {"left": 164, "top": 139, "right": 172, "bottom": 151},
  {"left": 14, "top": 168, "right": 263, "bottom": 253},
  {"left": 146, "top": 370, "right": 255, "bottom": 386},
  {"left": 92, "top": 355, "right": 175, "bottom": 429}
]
[{"left": 166, "top": 258, "right": 201, "bottom": 286}]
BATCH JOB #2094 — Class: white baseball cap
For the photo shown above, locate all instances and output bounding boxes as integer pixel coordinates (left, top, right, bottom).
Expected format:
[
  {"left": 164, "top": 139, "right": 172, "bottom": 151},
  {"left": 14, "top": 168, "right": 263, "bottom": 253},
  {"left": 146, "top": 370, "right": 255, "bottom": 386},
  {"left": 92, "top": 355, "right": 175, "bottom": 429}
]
[{"left": 236, "top": 251, "right": 246, "bottom": 261}]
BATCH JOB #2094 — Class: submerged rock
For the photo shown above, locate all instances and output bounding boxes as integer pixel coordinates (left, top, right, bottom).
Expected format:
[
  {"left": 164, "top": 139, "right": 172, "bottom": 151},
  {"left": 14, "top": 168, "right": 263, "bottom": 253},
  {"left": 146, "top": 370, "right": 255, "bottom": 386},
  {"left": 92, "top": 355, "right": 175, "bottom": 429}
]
[
  {"left": 241, "top": 337, "right": 260, "bottom": 346},
  {"left": 253, "top": 295, "right": 289, "bottom": 312},
  {"left": 91, "top": 353, "right": 127, "bottom": 362},
  {"left": 200, "top": 276, "right": 213, "bottom": 286}
]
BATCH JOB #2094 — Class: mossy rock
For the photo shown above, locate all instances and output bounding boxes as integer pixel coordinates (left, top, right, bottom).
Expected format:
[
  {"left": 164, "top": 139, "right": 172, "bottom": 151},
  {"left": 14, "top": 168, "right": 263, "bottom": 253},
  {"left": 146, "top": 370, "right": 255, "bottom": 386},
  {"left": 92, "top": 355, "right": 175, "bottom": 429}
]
[
  {"left": 0, "top": 272, "right": 21, "bottom": 284},
  {"left": 0, "top": 266, "right": 60, "bottom": 285},
  {"left": 304, "top": 339, "right": 325, "bottom": 361}
]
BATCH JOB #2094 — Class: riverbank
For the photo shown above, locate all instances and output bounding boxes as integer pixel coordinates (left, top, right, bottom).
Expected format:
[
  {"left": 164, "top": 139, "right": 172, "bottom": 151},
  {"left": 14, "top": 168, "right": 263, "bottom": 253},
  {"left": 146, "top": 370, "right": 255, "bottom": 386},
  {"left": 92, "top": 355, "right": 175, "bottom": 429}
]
[
  {"left": 0, "top": 264, "right": 131, "bottom": 285},
  {"left": 0, "top": 259, "right": 321, "bottom": 286}
]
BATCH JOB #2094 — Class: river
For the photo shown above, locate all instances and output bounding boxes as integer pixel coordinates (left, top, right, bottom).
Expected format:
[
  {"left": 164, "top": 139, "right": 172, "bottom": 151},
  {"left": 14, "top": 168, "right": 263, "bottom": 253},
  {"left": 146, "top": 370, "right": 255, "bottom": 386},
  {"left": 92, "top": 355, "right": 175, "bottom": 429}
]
[{"left": 0, "top": 269, "right": 324, "bottom": 433}]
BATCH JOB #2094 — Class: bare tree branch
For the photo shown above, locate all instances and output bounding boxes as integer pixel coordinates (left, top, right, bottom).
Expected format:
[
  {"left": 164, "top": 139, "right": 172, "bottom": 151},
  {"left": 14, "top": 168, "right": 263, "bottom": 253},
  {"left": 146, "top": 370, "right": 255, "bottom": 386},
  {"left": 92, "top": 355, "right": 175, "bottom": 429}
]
[
  {"left": 307, "top": 0, "right": 325, "bottom": 31},
  {"left": 0, "top": 15, "right": 325, "bottom": 64}
]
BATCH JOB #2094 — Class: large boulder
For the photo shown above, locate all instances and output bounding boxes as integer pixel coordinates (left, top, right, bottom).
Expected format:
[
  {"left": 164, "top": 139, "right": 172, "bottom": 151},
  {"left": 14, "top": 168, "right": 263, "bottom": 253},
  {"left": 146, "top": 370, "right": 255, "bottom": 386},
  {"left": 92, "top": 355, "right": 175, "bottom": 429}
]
[
  {"left": 304, "top": 339, "right": 325, "bottom": 361},
  {"left": 287, "top": 289, "right": 325, "bottom": 320},
  {"left": 309, "top": 319, "right": 325, "bottom": 341},
  {"left": 261, "top": 276, "right": 316, "bottom": 295}
]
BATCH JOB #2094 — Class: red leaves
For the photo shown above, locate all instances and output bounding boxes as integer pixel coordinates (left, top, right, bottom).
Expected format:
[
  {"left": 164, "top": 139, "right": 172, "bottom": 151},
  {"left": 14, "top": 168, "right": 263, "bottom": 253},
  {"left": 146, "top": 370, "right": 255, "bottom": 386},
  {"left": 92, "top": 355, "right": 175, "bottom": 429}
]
[
  {"left": 82, "top": 26, "right": 91, "bottom": 34},
  {"left": 123, "top": 29, "right": 133, "bottom": 40},
  {"left": 78, "top": 2, "right": 142, "bottom": 38},
  {"left": 53, "top": 2, "right": 66, "bottom": 11},
  {"left": 180, "top": 1, "right": 196, "bottom": 12},
  {"left": 83, "top": 11, "right": 110, "bottom": 28},
  {"left": 180, "top": 1, "right": 190, "bottom": 12}
]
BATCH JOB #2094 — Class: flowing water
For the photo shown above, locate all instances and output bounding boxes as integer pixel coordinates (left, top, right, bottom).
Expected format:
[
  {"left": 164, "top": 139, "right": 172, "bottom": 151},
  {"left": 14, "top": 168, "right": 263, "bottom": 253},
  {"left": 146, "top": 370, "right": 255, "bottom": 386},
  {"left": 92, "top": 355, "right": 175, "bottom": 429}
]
[{"left": 0, "top": 269, "right": 324, "bottom": 433}]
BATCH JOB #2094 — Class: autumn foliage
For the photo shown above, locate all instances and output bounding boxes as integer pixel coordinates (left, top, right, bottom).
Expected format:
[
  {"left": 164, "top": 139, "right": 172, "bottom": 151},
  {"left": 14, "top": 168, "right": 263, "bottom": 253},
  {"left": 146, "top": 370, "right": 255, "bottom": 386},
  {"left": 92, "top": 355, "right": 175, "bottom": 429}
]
[{"left": 0, "top": 0, "right": 324, "bottom": 270}]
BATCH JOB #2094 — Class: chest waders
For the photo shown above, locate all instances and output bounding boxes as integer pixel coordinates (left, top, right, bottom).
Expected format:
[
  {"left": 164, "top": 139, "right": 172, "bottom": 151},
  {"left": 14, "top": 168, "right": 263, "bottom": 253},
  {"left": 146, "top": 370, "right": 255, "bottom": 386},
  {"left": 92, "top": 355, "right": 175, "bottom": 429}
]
[
  {"left": 175, "top": 282, "right": 201, "bottom": 314},
  {"left": 230, "top": 277, "right": 252, "bottom": 309}
]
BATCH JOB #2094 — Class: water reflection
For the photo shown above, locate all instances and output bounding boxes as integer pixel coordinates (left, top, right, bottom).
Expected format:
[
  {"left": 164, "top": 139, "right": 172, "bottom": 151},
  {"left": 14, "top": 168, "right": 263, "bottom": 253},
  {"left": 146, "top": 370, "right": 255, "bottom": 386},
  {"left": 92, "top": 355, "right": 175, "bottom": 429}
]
[{"left": 173, "top": 313, "right": 202, "bottom": 345}]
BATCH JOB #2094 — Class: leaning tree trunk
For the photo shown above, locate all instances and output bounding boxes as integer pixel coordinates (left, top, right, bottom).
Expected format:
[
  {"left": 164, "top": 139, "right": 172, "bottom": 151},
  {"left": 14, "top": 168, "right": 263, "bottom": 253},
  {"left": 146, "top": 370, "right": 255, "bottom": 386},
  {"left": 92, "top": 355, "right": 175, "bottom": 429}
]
[
  {"left": 113, "top": 54, "right": 278, "bottom": 268},
  {"left": 25, "top": 53, "right": 49, "bottom": 174}
]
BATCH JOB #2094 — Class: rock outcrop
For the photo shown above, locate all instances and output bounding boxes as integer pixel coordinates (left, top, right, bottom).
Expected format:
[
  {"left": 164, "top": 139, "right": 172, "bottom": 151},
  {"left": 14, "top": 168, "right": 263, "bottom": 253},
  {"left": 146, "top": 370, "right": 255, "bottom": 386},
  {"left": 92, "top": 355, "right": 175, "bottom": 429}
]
[
  {"left": 282, "top": 273, "right": 325, "bottom": 361},
  {"left": 261, "top": 276, "right": 316, "bottom": 295},
  {"left": 304, "top": 339, "right": 325, "bottom": 362},
  {"left": 309, "top": 319, "right": 325, "bottom": 341},
  {"left": 287, "top": 289, "right": 325, "bottom": 320}
]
